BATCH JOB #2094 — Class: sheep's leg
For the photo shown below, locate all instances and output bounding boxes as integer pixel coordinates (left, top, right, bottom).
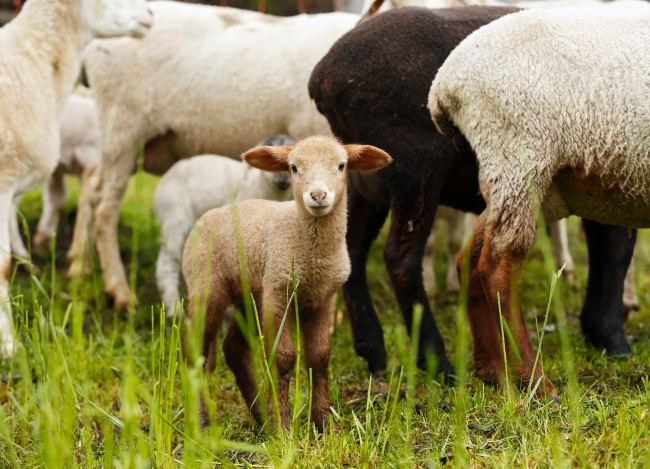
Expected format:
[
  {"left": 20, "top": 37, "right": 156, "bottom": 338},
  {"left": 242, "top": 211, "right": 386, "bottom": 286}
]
[
  {"left": 92, "top": 140, "right": 139, "bottom": 308},
  {"left": 622, "top": 261, "right": 639, "bottom": 318},
  {"left": 9, "top": 203, "right": 29, "bottom": 261},
  {"left": 67, "top": 165, "right": 98, "bottom": 277},
  {"left": 223, "top": 321, "right": 263, "bottom": 425},
  {"left": 422, "top": 230, "right": 436, "bottom": 295},
  {"left": 467, "top": 214, "right": 556, "bottom": 398},
  {"left": 342, "top": 187, "right": 389, "bottom": 375},
  {"left": 0, "top": 191, "right": 16, "bottom": 356},
  {"left": 548, "top": 219, "right": 575, "bottom": 274},
  {"left": 34, "top": 167, "right": 66, "bottom": 256},
  {"left": 384, "top": 200, "right": 453, "bottom": 377},
  {"left": 580, "top": 219, "right": 634, "bottom": 356},
  {"left": 445, "top": 208, "right": 469, "bottom": 293},
  {"left": 156, "top": 217, "right": 191, "bottom": 318},
  {"left": 156, "top": 247, "right": 182, "bottom": 319},
  {"left": 270, "top": 314, "right": 296, "bottom": 430},
  {"left": 300, "top": 298, "right": 335, "bottom": 431}
]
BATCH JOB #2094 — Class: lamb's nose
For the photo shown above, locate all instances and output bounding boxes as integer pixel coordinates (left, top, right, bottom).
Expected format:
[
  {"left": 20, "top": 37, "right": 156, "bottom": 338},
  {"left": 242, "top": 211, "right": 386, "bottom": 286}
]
[{"left": 311, "top": 191, "right": 326, "bottom": 204}]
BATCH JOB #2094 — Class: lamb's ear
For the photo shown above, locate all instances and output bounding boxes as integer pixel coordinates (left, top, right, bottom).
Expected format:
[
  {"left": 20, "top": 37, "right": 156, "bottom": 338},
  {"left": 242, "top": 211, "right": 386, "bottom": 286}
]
[
  {"left": 242, "top": 146, "right": 292, "bottom": 172},
  {"left": 345, "top": 144, "right": 392, "bottom": 172}
]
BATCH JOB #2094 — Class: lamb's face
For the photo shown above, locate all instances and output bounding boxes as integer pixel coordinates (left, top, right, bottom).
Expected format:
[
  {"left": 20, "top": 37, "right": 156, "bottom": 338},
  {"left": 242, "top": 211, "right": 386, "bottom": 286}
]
[
  {"left": 81, "top": 0, "right": 153, "bottom": 39},
  {"left": 288, "top": 139, "right": 350, "bottom": 217},
  {"left": 242, "top": 136, "right": 392, "bottom": 217}
]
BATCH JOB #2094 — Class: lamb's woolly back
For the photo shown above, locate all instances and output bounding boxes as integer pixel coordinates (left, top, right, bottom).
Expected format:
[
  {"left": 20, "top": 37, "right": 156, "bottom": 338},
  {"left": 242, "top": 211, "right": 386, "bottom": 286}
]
[{"left": 429, "top": 3, "right": 650, "bottom": 250}]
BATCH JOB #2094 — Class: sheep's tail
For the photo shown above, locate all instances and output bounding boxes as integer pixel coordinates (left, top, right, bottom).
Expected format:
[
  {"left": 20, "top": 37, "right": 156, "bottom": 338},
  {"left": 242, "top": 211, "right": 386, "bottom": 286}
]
[
  {"left": 428, "top": 87, "right": 456, "bottom": 137},
  {"left": 358, "top": 0, "right": 385, "bottom": 25}
]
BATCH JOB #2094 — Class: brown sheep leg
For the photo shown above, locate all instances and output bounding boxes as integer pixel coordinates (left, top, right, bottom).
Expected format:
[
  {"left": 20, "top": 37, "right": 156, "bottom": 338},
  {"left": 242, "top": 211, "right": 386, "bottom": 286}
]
[
  {"left": 223, "top": 322, "right": 263, "bottom": 425},
  {"left": 464, "top": 218, "right": 556, "bottom": 398},
  {"left": 300, "top": 298, "right": 335, "bottom": 431}
]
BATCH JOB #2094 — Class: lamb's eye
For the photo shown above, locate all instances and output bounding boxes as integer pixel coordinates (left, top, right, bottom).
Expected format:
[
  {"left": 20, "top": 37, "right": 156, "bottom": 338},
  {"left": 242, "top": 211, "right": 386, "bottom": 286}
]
[
  {"left": 290, "top": 165, "right": 298, "bottom": 174},
  {"left": 338, "top": 162, "right": 345, "bottom": 171}
]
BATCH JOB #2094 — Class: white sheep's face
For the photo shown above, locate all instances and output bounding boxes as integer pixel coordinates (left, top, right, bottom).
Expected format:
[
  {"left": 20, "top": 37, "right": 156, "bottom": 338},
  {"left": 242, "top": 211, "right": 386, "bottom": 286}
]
[
  {"left": 80, "top": 0, "right": 153, "bottom": 39},
  {"left": 242, "top": 136, "right": 392, "bottom": 218}
]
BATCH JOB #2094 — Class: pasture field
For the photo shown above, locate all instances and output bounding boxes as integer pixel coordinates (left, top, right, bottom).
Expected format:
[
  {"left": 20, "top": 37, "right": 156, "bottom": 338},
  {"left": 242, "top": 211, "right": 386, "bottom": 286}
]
[{"left": 1, "top": 170, "right": 650, "bottom": 467}]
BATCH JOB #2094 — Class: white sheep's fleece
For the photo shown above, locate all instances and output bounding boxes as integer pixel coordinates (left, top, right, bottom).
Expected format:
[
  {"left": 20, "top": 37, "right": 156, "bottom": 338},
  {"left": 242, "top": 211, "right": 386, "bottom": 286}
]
[
  {"left": 429, "top": 2, "right": 650, "bottom": 253},
  {"left": 83, "top": 2, "right": 358, "bottom": 159}
]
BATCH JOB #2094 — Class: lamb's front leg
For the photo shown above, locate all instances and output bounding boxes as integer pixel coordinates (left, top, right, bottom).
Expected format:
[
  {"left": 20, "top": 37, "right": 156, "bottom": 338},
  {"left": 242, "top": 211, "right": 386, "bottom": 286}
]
[
  {"left": 265, "top": 295, "right": 296, "bottom": 430},
  {"left": 300, "top": 297, "right": 335, "bottom": 431},
  {"left": 0, "top": 192, "right": 16, "bottom": 356}
]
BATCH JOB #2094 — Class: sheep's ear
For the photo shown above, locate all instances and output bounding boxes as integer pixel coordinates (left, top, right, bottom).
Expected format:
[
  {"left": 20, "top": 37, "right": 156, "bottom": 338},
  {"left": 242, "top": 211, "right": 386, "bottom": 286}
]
[
  {"left": 242, "top": 146, "right": 292, "bottom": 172},
  {"left": 345, "top": 144, "right": 392, "bottom": 172}
]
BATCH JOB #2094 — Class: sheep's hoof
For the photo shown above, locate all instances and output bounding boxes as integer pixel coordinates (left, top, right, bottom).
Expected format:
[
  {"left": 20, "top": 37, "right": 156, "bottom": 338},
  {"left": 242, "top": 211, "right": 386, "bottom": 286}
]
[
  {"left": 370, "top": 371, "right": 389, "bottom": 396},
  {"left": 32, "top": 234, "right": 52, "bottom": 257},
  {"left": 105, "top": 285, "right": 137, "bottom": 310},
  {"left": 583, "top": 326, "right": 631, "bottom": 357}
]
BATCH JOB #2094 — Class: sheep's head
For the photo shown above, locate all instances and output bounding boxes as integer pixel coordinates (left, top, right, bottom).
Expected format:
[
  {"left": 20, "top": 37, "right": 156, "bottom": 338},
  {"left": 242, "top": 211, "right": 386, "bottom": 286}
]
[
  {"left": 242, "top": 135, "right": 392, "bottom": 217},
  {"left": 81, "top": 0, "right": 153, "bottom": 40}
]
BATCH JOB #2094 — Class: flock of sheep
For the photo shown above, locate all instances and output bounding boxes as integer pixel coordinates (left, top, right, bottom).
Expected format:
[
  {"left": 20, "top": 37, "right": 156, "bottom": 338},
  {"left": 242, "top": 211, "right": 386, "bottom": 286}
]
[{"left": 1, "top": 0, "right": 648, "bottom": 429}]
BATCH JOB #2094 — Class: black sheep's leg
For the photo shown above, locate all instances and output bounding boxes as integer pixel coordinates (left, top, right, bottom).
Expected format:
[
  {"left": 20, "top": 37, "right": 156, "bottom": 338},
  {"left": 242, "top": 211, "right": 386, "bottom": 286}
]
[
  {"left": 581, "top": 218, "right": 635, "bottom": 356},
  {"left": 343, "top": 187, "right": 390, "bottom": 374},
  {"left": 383, "top": 191, "right": 454, "bottom": 378}
]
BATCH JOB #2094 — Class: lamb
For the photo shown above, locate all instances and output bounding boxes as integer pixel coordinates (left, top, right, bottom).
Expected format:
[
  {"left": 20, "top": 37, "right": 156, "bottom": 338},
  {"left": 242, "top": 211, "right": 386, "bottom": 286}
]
[
  {"left": 155, "top": 135, "right": 295, "bottom": 317},
  {"left": 309, "top": 5, "right": 636, "bottom": 381},
  {"left": 182, "top": 135, "right": 391, "bottom": 429},
  {"left": 428, "top": 2, "right": 650, "bottom": 395},
  {"left": 0, "top": 0, "right": 152, "bottom": 356},
  {"left": 81, "top": 1, "right": 359, "bottom": 308},
  {"left": 10, "top": 89, "right": 101, "bottom": 276}
]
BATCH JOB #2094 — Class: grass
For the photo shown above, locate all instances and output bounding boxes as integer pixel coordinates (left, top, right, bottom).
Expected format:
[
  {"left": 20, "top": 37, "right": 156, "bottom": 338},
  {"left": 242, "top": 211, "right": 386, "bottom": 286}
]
[{"left": 1, "top": 171, "right": 650, "bottom": 467}]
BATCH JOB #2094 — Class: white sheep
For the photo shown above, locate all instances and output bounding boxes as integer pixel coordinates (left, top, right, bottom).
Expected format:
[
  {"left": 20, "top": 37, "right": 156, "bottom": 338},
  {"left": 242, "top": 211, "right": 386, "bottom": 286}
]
[
  {"left": 0, "top": 0, "right": 152, "bottom": 356},
  {"left": 82, "top": 1, "right": 359, "bottom": 308},
  {"left": 155, "top": 135, "right": 295, "bottom": 317},
  {"left": 182, "top": 135, "right": 391, "bottom": 429},
  {"left": 428, "top": 2, "right": 650, "bottom": 395}
]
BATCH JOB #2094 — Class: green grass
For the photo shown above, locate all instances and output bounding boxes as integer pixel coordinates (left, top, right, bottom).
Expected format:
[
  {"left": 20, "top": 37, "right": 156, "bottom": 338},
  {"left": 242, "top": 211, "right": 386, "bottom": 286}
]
[{"left": 1, "top": 171, "right": 650, "bottom": 467}]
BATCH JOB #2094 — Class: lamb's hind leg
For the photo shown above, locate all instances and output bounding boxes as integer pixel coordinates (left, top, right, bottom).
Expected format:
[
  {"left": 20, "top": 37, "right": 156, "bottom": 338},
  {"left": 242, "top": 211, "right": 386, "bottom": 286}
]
[
  {"left": 580, "top": 219, "right": 634, "bottom": 356},
  {"left": 467, "top": 212, "right": 556, "bottom": 398},
  {"left": 223, "top": 320, "right": 263, "bottom": 425}
]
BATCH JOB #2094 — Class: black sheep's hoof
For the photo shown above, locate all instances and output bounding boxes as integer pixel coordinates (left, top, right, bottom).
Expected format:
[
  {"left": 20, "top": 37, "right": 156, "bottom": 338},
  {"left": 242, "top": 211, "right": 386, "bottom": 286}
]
[{"left": 584, "top": 327, "right": 631, "bottom": 356}]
